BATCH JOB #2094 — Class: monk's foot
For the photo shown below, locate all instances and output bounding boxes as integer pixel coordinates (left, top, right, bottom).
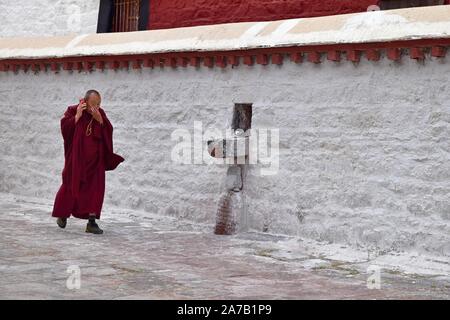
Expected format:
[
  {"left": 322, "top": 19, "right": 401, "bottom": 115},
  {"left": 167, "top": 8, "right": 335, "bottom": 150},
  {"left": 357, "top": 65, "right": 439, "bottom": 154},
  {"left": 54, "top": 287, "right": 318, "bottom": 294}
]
[
  {"left": 56, "top": 217, "right": 67, "bottom": 229},
  {"left": 86, "top": 221, "right": 103, "bottom": 234}
]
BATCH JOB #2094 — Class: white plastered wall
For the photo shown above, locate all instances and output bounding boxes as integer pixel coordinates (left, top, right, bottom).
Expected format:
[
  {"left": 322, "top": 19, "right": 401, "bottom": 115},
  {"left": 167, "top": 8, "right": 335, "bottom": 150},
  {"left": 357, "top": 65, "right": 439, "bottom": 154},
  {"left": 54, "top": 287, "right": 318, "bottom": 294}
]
[{"left": 0, "top": 55, "right": 449, "bottom": 256}]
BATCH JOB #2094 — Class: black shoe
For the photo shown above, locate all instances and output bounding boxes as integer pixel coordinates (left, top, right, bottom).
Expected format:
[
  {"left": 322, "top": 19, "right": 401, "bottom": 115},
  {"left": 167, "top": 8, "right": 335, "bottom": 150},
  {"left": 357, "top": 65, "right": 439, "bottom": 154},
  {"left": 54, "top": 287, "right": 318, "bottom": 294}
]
[
  {"left": 56, "top": 217, "right": 67, "bottom": 229},
  {"left": 86, "top": 221, "right": 104, "bottom": 234}
]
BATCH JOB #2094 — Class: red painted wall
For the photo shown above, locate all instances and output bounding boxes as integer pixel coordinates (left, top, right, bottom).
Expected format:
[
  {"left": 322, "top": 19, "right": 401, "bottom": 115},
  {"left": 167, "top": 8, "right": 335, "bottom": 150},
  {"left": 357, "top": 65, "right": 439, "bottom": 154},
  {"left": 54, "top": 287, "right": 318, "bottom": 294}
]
[
  {"left": 148, "top": 1, "right": 450, "bottom": 30},
  {"left": 148, "top": 0, "right": 378, "bottom": 30}
]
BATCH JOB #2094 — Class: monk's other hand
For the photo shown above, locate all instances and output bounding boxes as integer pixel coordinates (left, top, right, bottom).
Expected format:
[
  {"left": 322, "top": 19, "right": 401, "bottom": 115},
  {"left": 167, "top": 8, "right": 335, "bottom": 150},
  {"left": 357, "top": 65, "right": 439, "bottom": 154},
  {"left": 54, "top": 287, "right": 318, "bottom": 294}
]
[{"left": 91, "top": 105, "right": 103, "bottom": 125}]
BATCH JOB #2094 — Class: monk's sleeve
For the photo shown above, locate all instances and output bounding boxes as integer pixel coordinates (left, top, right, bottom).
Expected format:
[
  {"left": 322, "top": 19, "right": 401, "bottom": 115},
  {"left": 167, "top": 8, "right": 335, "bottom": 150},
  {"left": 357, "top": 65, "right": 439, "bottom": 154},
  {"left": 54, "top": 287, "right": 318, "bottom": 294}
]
[
  {"left": 100, "top": 109, "right": 124, "bottom": 171},
  {"left": 60, "top": 106, "right": 77, "bottom": 154}
]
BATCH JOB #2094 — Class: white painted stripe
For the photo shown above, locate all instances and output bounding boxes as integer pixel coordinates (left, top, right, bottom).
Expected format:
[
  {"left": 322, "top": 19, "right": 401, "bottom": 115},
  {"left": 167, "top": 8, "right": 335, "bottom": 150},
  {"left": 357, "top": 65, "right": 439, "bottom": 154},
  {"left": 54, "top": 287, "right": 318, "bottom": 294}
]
[
  {"left": 271, "top": 19, "right": 300, "bottom": 37},
  {"left": 65, "top": 34, "right": 89, "bottom": 50},
  {"left": 240, "top": 22, "right": 270, "bottom": 40}
]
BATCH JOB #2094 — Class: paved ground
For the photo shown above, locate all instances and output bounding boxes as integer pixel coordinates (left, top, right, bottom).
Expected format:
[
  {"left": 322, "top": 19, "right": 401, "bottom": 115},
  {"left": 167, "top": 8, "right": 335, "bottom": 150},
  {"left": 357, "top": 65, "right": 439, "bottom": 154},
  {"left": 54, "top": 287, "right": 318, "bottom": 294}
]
[{"left": 0, "top": 193, "right": 449, "bottom": 299}]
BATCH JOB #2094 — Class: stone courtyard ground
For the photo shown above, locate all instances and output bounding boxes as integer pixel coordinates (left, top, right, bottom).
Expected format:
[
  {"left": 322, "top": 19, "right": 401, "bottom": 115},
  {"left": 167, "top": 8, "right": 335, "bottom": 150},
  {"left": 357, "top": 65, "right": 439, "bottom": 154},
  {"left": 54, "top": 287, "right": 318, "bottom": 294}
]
[{"left": 0, "top": 192, "right": 449, "bottom": 300}]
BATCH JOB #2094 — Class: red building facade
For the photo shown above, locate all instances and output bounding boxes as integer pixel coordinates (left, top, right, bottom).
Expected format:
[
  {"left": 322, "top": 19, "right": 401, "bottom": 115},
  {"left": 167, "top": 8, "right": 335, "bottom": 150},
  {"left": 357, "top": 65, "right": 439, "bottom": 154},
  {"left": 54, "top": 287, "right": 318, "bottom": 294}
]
[
  {"left": 148, "top": 0, "right": 374, "bottom": 30},
  {"left": 147, "top": 0, "right": 450, "bottom": 30}
]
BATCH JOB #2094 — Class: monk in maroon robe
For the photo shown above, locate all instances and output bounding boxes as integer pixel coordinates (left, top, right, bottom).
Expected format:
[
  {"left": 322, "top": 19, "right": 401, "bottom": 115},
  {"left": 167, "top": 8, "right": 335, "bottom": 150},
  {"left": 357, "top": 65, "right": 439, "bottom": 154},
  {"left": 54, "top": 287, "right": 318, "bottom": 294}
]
[{"left": 52, "top": 90, "right": 124, "bottom": 234}]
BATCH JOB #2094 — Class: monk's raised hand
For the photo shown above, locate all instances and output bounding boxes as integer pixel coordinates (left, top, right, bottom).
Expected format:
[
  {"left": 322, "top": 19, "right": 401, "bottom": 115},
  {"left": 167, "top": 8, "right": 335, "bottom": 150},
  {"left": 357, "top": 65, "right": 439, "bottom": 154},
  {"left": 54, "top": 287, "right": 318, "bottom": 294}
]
[
  {"left": 75, "top": 99, "right": 87, "bottom": 123},
  {"left": 77, "top": 99, "right": 87, "bottom": 112}
]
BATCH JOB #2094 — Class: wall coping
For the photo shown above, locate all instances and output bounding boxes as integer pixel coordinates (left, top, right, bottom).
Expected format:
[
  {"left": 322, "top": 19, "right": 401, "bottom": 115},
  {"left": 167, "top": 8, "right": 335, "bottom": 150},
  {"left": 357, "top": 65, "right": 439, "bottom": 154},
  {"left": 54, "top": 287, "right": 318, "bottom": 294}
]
[{"left": 0, "top": 6, "right": 449, "bottom": 71}]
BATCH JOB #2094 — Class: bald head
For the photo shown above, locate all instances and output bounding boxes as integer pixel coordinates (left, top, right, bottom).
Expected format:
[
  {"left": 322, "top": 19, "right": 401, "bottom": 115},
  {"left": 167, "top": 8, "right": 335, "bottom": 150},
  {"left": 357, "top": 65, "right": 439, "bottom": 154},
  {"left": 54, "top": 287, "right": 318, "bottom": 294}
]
[
  {"left": 85, "top": 89, "right": 100, "bottom": 101},
  {"left": 84, "top": 90, "right": 101, "bottom": 110}
]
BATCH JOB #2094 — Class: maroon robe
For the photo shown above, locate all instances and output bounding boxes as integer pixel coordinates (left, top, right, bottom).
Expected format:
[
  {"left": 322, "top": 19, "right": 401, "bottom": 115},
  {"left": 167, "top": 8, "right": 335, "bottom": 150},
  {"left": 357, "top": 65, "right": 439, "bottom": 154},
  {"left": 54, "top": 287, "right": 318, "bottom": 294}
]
[{"left": 52, "top": 105, "right": 124, "bottom": 220}]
